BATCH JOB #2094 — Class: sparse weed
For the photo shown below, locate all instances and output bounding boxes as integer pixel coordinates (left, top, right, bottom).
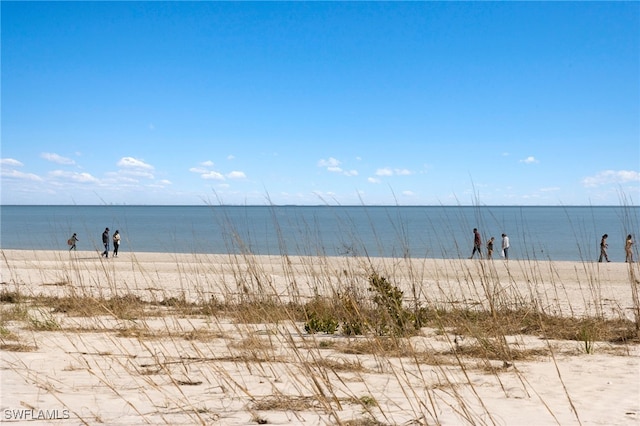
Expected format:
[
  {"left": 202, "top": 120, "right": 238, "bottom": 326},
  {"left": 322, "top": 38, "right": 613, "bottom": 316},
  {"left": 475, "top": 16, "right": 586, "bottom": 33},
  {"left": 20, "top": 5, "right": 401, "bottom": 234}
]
[
  {"left": 0, "top": 290, "right": 21, "bottom": 304},
  {"left": 29, "top": 316, "right": 61, "bottom": 331},
  {"left": 357, "top": 395, "right": 378, "bottom": 407},
  {"left": 578, "top": 322, "right": 597, "bottom": 354},
  {"left": 0, "top": 342, "right": 37, "bottom": 352},
  {"left": 0, "top": 325, "right": 18, "bottom": 340},
  {"left": 0, "top": 303, "right": 29, "bottom": 323}
]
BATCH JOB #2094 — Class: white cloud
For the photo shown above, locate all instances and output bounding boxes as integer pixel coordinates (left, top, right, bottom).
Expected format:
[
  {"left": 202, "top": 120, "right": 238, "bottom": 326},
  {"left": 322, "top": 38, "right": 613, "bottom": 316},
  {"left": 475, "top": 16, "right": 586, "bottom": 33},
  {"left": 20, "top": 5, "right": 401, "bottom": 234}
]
[
  {"left": 1, "top": 158, "right": 25, "bottom": 167},
  {"left": 582, "top": 170, "right": 640, "bottom": 187},
  {"left": 402, "top": 190, "right": 415, "bottom": 197},
  {"left": 41, "top": 152, "right": 75, "bottom": 165},
  {"left": 190, "top": 162, "right": 245, "bottom": 182},
  {"left": 191, "top": 161, "right": 244, "bottom": 181},
  {"left": 227, "top": 171, "right": 246, "bottom": 179},
  {"left": 202, "top": 171, "right": 225, "bottom": 181},
  {"left": 73, "top": 172, "right": 99, "bottom": 183},
  {"left": 115, "top": 157, "right": 155, "bottom": 179},
  {"left": 49, "top": 170, "right": 99, "bottom": 183},
  {"left": 520, "top": 156, "right": 539, "bottom": 164},
  {"left": 368, "top": 177, "right": 381, "bottom": 184},
  {"left": 189, "top": 167, "right": 209, "bottom": 174},
  {"left": 373, "top": 167, "right": 412, "bottom": 178},
  {"left": 227, "top": 155, "right": 235, "bottom": 161},
  {"left": 318, "top": 157, "right": 340, "bottom": 168},
  {"left": 117, "top": 157, "right": 154, "bottom": 170},
  {"left": 540, "top": 187, "right": 560, "bottom": 192},
  {"left": 318, "top": 157, "right": 358, "bottom": 176},
  {"left": 1, "top": 169, "right": 42, "bottom": 181}
]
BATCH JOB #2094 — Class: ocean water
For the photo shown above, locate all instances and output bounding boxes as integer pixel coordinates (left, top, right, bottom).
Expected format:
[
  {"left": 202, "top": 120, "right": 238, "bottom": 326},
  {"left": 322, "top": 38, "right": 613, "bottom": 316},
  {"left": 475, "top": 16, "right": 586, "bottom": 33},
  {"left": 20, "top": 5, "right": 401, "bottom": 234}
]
[{"left": 0, "top": 205, "right": 638, "bottom": 262}]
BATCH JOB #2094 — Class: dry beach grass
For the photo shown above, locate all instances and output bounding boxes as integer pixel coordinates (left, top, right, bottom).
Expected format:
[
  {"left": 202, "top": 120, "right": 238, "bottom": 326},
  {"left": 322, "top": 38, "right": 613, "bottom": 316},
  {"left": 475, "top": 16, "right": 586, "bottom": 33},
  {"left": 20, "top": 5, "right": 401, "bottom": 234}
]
[{"left": 1, "top": 249, "right": 639, "bottom": 425}]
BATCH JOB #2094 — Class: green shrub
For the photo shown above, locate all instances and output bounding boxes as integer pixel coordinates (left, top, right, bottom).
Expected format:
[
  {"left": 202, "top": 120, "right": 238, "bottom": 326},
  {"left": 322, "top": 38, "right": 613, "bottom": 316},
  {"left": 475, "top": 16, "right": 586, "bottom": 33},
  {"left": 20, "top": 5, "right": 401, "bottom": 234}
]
[
  {"left": 368, "top": 273, "right": 412, "bottom": 336},
  {"left": 304, "top": 313, "right": 339, "bottom": 334}
]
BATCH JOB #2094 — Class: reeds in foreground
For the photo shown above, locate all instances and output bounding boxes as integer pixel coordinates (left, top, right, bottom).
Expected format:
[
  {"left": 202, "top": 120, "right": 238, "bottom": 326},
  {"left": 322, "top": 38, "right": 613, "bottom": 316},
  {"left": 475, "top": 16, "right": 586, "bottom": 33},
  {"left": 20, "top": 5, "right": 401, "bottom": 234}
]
[{"left": 1, "top": 206, "right": 639, "bottom": 425}]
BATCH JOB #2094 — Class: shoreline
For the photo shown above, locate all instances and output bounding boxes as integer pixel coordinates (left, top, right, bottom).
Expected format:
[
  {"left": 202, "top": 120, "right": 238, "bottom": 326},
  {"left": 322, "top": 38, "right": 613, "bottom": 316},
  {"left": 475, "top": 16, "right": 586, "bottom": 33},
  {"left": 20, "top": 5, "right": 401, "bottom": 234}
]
[
  {"left": 2, "top": 247, "right": 637, "bottom": 264},
  {"left": 2, "top": 249, "right": 637, "bottom": 320}
]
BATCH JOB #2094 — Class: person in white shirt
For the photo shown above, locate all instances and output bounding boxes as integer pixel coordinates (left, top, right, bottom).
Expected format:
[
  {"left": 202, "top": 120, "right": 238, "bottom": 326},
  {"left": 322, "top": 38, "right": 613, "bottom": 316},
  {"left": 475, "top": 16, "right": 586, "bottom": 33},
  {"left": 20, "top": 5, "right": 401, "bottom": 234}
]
[{"left": 501, "top": 233, "right": 510, "bottom": 260}]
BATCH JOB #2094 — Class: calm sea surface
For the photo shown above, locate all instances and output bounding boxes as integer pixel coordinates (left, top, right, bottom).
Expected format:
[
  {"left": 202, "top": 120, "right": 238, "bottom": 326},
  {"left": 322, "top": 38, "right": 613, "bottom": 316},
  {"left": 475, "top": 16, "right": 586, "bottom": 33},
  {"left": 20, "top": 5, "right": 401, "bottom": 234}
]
[{"left": 1, "top": 205, "right": 638, "bottom": 262}]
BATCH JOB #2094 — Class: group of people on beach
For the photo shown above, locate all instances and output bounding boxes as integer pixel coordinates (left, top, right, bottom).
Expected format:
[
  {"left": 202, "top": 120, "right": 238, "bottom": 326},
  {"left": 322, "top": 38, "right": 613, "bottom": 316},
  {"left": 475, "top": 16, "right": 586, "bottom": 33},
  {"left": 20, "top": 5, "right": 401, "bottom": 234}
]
[
  {"left": 599, "top": 233, "right": 634, "bottom": 263},
  {"left": 470, "top": 228, "right": 634, "bottom": 263},
  {"left": 469, "top": 228, "right": 510, "bottom": 260},
  {"left": 67, "top": 227, "right": 121, "bottom": 258},
  {"left": 101, "top": 227, "right": 121, "bottom": 258},
  {"left": 67, "top": 226, "right": 634, "bottom": 263}
]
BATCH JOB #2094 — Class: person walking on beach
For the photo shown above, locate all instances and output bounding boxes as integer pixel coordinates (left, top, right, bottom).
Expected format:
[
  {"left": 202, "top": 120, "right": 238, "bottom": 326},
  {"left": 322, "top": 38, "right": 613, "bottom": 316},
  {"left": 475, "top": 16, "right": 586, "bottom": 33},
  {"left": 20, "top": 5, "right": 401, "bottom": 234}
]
[
  {"left": 113, "top": 230, "right": 121, "bottom": 257},
  {"left": 101, "top": 227, "right": 110, "bottom": 258},
  {"left": 501, "top": 233, "right": 510, "bottom": 260},
  {"left": 470, "top": 228, "right": 482, "bottom": 259},
  {"left": 486, "top": 237, "right": 495, "bottom": 259},
  {"left": 68, "top": 233, "right": 78, "bottom": 251},
  {"left": 626, "top": 234, "right": 634, "bottom": 263},
  {"left": 598, "top": 234, "right": 610, "bottom": 262}
]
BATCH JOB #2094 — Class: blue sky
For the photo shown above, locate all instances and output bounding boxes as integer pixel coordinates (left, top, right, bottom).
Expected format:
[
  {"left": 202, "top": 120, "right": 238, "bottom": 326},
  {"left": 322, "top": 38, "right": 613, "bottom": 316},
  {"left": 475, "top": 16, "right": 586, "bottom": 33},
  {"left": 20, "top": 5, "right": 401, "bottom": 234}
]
[{"left": 2, "top": 2, "right": 638, "bottom": 206}]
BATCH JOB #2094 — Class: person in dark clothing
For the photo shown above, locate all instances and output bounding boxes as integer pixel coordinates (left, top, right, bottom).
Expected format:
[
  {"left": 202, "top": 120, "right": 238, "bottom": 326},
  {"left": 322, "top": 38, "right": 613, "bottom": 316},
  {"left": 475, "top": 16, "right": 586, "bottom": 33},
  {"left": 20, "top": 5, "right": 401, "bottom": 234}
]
[
  {"left": 469, "top": 228, "right": 482, "bottom": 259},
  {"left": 486, "top": 236, "right": 495, "bottom": 259},
  {"left": 68, "top": 233, "right": 78, "bottom": 251},
  {"left": 598, "top": 234, "right": 610, "bottom": 262},
  {"left": 101, "top": 228, "right": 110, "bottom": 258}
]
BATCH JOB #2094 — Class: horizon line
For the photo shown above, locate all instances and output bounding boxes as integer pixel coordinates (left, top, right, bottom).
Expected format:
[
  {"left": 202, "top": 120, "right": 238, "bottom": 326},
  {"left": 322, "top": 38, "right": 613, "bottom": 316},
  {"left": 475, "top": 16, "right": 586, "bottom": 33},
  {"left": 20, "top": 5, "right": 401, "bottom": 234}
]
[{"left": 1, "top": 204, "right": 636, "bottom": 208}]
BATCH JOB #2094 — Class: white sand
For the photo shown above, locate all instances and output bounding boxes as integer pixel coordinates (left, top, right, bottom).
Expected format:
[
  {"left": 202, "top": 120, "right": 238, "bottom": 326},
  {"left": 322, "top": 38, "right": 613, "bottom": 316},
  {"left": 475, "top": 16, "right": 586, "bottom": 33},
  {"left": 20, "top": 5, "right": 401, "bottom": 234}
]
[{"left": 1, "top": 249, "right": 639, "bottom": 425}]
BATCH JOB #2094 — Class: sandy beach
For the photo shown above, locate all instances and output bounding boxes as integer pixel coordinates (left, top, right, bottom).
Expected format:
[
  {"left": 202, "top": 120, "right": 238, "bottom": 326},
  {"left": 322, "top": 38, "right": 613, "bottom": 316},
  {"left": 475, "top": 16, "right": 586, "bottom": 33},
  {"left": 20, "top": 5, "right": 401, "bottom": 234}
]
[{"left": 1, "top": 249, "right": 639, "bottom": 425}]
